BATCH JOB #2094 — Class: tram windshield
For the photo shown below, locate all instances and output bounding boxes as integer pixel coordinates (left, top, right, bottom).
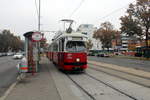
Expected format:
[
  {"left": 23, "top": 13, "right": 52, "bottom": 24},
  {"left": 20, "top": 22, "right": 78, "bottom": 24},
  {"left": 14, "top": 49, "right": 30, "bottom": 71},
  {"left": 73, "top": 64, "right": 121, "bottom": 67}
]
[{"left": 66, "top": 41, "right": 86, "bottom": 52}]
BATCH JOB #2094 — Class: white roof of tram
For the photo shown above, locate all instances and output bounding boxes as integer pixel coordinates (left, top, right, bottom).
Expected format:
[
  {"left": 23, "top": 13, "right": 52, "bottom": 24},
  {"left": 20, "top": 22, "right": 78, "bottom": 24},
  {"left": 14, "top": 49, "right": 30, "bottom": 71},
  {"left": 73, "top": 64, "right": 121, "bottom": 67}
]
[{"left": 53, "top": 32, "right": 88, "bottom": 41}]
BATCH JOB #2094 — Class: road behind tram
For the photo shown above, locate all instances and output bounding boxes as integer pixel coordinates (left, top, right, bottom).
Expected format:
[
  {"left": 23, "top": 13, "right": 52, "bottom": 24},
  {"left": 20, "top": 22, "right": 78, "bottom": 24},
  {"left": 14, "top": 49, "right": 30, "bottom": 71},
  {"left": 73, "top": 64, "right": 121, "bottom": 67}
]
[{"left": 88, "top": 56, "right": 150, "bottom": 72}]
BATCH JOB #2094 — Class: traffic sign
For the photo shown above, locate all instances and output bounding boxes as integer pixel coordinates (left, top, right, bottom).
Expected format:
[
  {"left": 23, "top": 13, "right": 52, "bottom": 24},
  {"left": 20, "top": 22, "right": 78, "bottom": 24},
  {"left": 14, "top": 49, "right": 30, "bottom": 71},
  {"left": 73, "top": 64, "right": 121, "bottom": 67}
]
[{"left": 32, "top": 32, "right": 42, "bottom": 42}]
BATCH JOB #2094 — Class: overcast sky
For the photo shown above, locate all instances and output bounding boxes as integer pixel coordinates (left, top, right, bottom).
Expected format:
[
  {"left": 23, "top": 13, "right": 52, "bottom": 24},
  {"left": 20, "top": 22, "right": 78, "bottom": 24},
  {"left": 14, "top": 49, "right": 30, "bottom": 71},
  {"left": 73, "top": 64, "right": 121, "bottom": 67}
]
[{"left": 0, "top": 0, "right": 135, "bottom": 42}]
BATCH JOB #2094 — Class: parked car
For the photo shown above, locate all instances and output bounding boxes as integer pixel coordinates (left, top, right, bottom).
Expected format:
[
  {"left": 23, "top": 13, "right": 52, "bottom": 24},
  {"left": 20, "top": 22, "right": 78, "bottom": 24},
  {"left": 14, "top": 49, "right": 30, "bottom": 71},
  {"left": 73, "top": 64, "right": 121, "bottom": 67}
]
[
  {"left": 97, "top": 53, "right": 110, "bottom": 57},
  {"left": 104, "top": 53, "right": 110, "bottom": 57},
  {"left": 97, "top": 53, "right": 105, "bottom": 57},
  {"left": 0, "top": 53, "right": 3, "bottom": 57},
  {"left": 7, "top": 52, "right": 14, "bottom": 56},
  {"left": 88, "top": 52, "right": 95, "bottom": 56},
  {"left": 13, "top": 53, "right": 23, "bottom": 59},
  {"left": 1, "top": 52, "right": 7, "bottom": 56}
]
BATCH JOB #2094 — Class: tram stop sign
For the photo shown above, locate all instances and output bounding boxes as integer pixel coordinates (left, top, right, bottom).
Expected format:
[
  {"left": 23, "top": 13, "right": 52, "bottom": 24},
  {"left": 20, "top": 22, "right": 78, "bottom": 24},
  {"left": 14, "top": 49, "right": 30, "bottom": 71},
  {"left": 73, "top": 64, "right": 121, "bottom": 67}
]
[{"left": 32, "top": 32, "right": 42, "bottom": 42}]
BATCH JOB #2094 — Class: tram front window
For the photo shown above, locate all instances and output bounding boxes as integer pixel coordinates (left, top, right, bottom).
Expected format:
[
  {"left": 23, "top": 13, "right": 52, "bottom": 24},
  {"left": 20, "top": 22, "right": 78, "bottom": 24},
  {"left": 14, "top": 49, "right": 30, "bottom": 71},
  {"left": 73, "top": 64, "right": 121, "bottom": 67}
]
[{"left": 66, "top": 41, "right": 86, "bottom": 52}]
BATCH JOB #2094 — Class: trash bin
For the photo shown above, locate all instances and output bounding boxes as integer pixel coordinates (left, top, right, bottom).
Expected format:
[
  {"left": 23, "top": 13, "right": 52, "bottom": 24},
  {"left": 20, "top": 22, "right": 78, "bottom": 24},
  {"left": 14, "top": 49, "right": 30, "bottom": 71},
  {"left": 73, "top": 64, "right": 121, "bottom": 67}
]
[{"left": 17, "top": 57, "right": 28, "bottom": 73}]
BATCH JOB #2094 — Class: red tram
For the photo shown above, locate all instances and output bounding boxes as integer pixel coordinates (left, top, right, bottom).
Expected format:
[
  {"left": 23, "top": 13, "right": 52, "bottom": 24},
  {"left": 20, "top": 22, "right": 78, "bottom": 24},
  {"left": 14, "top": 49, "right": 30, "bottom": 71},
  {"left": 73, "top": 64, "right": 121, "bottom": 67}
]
[{"left": 47, "top": 31, "right": 88, "bottom": 71}]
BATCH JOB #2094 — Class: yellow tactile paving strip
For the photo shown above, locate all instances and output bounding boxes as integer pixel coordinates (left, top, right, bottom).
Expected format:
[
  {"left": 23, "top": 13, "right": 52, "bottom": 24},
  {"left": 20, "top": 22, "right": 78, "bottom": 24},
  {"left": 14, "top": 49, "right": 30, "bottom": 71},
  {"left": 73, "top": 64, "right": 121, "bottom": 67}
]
[{"left": 88, "top": 60, "right": 150, "bottom": 79}]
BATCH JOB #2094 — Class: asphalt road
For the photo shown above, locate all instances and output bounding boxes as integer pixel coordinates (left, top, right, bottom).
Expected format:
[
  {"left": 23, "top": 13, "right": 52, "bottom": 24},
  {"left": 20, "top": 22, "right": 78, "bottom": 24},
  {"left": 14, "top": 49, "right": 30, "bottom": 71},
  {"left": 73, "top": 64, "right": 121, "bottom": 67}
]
[
  {"left": 0, "top": 56, "right": 19, "bottom": 97},
  {"left": 88, "top": 56, "right": 150, "bottom": 72}
]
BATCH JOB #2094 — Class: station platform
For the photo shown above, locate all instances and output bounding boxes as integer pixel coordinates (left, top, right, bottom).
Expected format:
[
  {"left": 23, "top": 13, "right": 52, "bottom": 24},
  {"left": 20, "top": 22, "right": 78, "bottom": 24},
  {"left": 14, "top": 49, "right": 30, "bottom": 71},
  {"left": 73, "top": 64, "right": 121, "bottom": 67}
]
[
  {"left": 3, "top": 57, "right": 61, "bottom": 100},
  {"left": 2, "top": 57, "right": 90, "bottom": 100}
]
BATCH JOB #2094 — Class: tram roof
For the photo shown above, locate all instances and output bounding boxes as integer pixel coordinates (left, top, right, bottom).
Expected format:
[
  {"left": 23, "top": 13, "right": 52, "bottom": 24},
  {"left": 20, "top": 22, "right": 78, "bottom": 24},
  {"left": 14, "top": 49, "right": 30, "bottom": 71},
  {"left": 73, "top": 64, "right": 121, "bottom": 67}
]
[{"left": 53, "top": 32, "right": 88, "bottom": 41}]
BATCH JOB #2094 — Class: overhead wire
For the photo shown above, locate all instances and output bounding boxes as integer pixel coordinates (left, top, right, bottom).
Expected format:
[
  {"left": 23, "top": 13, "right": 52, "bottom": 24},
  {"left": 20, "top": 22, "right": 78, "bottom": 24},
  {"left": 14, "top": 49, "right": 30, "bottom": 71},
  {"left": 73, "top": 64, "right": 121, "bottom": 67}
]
[
  {"left": 69, "top": 0, "right": 85, "bottom": 18},
  {"left": 97, "top": 0, "right": 136, "bottom": 21},
  {"left": 35, "top": 0, "right": 39, "bottom": 18},
  {"left": 68, "top": 0, "right": 136, "bottom": 24}
]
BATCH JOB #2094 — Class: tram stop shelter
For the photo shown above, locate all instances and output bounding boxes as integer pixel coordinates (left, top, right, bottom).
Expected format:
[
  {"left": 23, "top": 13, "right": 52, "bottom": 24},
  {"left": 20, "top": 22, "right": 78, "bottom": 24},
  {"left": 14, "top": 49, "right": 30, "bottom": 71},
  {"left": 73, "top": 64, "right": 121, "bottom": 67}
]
[{"left": 24, "top": 31, "right": 40, "bottom": 73}]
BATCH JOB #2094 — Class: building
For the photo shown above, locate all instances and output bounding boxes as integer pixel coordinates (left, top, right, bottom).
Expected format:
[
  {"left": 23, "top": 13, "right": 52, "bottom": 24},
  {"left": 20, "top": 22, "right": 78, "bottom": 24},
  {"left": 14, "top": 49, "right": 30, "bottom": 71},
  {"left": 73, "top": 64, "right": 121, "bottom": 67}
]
[
  {"left": 77, "top": 24, "right": 102, "bottom": 50},
  {"left": 111, "top": 31, "right": 122, "bottom": 51},
  {"left": 120, "top": 32, "right": 150, "bottom": 51},
  {"left": 120, "top": 33, "right": 129, "bottom": 51}
]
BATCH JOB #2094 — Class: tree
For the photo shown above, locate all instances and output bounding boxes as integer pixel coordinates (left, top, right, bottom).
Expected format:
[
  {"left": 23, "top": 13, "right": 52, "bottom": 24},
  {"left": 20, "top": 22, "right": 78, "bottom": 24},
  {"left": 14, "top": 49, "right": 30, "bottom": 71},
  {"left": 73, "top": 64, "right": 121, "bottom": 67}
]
[
  {"left": 120, "top": 0, "right": 150, "bottom": 47},
  {"left": 11, "top": 36, "right": 24, "bottom": 51},
  {"left": 0, "top": 30, "right": 12, "bottom": 52},
  {"left": 86, "top": 39, "right": 93, "bottom": 50},
  {"left": 0, "top": 29, "right": 24, "bottom": 52},
  {"left": 93, "top": 21, "right": 117, "bottom": 51}
]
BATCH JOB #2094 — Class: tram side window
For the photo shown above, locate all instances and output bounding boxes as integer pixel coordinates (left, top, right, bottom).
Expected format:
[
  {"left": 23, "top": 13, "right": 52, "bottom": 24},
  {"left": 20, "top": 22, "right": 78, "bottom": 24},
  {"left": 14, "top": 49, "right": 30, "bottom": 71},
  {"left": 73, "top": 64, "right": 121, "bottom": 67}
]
[
  {"left": 59, "top": 38, "right": 65, "bottom": 52},
  {"left": 53, "top": 43, "right": 58, "bottom": 52},
  {"left": 56, "top": 44, "right": 58, "bottom": 51},
  {"left": 62, "top": 38, "right": 64, "bottom": 51},
  {"left": 59, "top": 40, "right": 62, "bottom": 52},
  {"left": 53, "top": 44, "right": 55, "bottom": 51}
]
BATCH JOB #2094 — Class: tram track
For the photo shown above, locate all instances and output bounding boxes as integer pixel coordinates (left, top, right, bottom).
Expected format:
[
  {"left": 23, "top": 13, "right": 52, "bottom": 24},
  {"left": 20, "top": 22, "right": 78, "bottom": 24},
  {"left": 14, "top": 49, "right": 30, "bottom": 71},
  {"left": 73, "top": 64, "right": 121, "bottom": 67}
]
[
  {"left": 85, "top": 73, "right": 138, "bottom": 100},
  {"left": 66, "top": 73, "right": 138, "bottom": 100},
  {"left": 67, "top": 74, "right": 96, "bottom": 100},
  {"left": 88, "top": 64, "right": 150, "bottom": 88}
]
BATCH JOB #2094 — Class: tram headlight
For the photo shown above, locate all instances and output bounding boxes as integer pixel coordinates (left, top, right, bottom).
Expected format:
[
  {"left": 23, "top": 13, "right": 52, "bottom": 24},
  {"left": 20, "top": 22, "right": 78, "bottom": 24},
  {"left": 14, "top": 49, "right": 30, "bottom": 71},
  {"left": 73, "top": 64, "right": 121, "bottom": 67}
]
[{"left": 76, "top": 58, "right": 80, "bottom": 62}]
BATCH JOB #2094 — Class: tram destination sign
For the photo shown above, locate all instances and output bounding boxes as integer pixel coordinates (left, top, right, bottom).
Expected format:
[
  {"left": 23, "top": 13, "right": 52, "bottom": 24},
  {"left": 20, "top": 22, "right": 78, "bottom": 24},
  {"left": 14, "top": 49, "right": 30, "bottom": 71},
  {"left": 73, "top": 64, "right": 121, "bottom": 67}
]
[
  {"left": 32, "top": 32, "right": 42, "bottom": 42},
  {"left": 72, "top": 37, "right": 82, "bottom": 41}
]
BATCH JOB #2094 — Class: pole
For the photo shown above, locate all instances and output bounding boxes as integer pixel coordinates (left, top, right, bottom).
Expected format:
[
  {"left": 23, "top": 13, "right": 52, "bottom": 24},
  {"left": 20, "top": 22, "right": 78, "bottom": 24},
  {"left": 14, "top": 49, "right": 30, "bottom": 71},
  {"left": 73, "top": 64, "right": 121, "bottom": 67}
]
[
  {"left": 36, "top": 0, "right": 41, "bottom": 72},
  {"left": 38, "top": 0, "right": 41, "bottom": 31}
]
